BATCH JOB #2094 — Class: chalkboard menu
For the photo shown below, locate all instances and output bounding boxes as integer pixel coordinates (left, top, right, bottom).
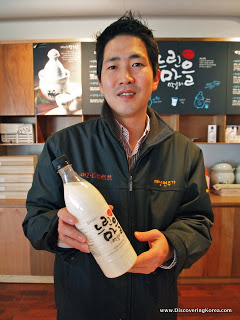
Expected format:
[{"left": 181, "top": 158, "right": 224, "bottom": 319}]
[
  {"left": 150, "top": 41, "right": 228, "bottom": 114},
  {"left": 81, "top": 42, "right": 104, "bottom": 114},
  {"left": 226, "top": 42, "right": 240, "bottom": 114}
]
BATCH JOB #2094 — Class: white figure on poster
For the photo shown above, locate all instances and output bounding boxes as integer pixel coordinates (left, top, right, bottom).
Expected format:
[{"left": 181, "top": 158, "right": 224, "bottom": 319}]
[{"left": 38, "top": 49, "right": 70, "bottom": 102}]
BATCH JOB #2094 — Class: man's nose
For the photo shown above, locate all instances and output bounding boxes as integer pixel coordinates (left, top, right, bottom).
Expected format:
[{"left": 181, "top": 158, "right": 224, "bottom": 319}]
[{"left": 119, "top": 68, "right": 134, "bottom": 85}]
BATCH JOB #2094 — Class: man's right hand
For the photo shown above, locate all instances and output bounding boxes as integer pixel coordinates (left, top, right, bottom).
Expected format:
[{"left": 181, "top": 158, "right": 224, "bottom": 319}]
[{"left": 57, "top": 207, "right": 90, "bottom": 253}]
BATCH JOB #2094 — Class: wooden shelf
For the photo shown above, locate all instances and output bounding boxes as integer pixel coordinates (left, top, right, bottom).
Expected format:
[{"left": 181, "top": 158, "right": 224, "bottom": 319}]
[
  {"left": 36, "top": 115, "right": 83, "bottom": 143},
  {"left": 226, "top": 114, "right": 240, "bottom": 125},
  {"left": 179, "top": 114, "right": 226, "bottom": 142}
]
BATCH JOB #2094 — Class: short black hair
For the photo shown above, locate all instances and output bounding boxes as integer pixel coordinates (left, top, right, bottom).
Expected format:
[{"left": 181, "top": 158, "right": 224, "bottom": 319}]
[{"left": 96, "top": 11, "right": 159, "bottom": 81}]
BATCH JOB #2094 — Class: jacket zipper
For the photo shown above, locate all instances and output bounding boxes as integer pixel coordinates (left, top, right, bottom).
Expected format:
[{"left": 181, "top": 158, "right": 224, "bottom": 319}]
[
  {"left": 128, "top": 150, "right": 153, "bottom": 318},
  {"left": 128, "top": 152, "right": 149, "bottom": 319},
  {"left": 129, "top": 175, "right": 133, "bottom": 192},
  {"left": 128, "top": 174, "right": 133, "bottom": 320}
]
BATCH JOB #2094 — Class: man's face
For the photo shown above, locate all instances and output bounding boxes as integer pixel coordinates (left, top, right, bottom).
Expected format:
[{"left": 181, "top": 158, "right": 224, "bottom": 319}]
[{"left": 99, "top": 35, "right": 160, "bottom": 121}]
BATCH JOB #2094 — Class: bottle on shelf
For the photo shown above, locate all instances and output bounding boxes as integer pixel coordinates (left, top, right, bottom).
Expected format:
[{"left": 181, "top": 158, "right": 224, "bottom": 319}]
[{"left": 52, "top": 155, "right": 137, "bottom": 278}]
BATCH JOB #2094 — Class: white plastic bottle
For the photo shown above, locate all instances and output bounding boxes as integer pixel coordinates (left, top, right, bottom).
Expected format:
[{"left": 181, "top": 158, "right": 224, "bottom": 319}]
[{"left": 52, "top": 155, "right": 137, "bottom": 278}]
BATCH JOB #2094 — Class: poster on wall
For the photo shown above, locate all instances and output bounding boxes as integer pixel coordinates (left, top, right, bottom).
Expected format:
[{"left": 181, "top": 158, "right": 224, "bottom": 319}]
[
  {"left": 226, "top": 42, "right": 240, "bottom": 114},
  {"left": 33, "top": 42, "right": 82, "bottom": 115},
  {"left": 150, "top": 41, "right": 228, "bottom": 114},
  {"left": 81, "top": 42, "right": 104, "bottom": 114}
]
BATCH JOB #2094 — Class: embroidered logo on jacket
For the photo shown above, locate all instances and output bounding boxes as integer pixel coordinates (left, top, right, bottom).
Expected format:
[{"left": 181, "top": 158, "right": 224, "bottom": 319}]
[
  {"left": 79, "top": 172, "right": 112, "bottom": 181},
  {"left": 154, "top": 180, "right": 176, "bottom": 187}
]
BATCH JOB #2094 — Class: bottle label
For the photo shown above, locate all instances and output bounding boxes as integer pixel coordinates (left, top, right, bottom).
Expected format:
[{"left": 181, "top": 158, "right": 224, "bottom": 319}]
[
  {"left": 64, "top": 182, "right": 131, "bottom": 261},
  {"left": 76, "top": 209, "right": 127, "bottom": 257}
]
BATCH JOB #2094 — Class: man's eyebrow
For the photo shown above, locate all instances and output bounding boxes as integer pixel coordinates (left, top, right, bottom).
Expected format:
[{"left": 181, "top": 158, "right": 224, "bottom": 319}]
[
  {"left": 129, "top": 54, "right": 144, "bottom": 59},
  {"left": 105, "top": 53, "right": 145, "bottom": 63},
  {"left": 105, "top": 56, "right": 120, "bottom": 63}
]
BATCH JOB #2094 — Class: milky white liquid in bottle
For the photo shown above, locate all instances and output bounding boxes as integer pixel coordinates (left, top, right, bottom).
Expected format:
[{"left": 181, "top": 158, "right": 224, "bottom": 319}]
[{"left": 52, "top": 155, "right": 137, "bottom": 278}]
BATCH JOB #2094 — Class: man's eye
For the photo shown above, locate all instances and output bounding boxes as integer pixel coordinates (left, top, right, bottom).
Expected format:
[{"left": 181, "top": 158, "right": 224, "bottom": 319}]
[
  {"left": 132, "top": 62, "right": 143, "bottom": 67},
  {"left": 108, "top": 65, "right": 117, "bottom": 70}
]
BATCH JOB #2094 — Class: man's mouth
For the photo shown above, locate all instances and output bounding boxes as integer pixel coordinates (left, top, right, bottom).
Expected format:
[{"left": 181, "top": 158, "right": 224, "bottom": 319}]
[{"left": 118, "top": 92, "right": 136, "bottom": 96}]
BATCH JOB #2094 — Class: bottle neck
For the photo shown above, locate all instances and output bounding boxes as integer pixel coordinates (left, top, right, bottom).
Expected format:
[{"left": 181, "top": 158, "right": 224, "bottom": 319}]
[{"left": 58, "top": 164, "right": 83, "bottom": 184}]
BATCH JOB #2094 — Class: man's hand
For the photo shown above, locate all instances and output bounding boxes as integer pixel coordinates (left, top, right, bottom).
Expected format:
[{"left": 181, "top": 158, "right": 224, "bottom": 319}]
[
  {"left": 57, "top": 205, "right": 114, "bottom": 253},
  {"left": 128, "top": 229, "right": 174, "bottom": 274},
  {"left": 57, "top": 207, "right": 90, "bottom": 253}
]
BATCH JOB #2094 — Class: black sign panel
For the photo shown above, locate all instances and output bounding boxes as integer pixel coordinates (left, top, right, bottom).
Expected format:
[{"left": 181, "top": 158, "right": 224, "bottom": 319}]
[
  {"left": 150, "top": 41, "right": 228, "bottom": 114},
  {"left": 81, "top": 42, "right": 104, "bottom": 114},
  {"left": 226, "top": 42, "right": 240, "bottom": 114}
]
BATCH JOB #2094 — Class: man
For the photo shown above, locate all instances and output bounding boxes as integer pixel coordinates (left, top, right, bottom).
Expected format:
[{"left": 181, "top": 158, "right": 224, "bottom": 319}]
[{"left": 23, "top": 11, "right": 213, "bottom": 320}]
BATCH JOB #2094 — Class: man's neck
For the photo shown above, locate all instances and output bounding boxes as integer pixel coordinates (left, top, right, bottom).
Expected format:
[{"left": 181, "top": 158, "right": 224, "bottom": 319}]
[{"left": 114, "top": 113, "right": 148, "bottom": 150}]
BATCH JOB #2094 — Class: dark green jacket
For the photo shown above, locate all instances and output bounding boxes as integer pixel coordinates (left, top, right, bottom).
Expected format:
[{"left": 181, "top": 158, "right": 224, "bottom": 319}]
[{"left": 23, "top": 103, "right": 213, "bottom": 320}]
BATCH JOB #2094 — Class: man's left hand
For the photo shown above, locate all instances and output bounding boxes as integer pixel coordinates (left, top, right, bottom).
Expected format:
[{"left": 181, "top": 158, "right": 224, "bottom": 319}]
[{"left": 128, "top": 229, "right": 174, "bottom": 274}]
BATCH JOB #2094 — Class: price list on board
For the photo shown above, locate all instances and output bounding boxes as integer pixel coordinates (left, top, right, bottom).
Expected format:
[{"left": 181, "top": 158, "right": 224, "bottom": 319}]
[
  {"left": 81, "top": 42, "right": 104, "bottom": 114},
  {"left": 227, "top": 42, "right": 240, "bottom": 114}
]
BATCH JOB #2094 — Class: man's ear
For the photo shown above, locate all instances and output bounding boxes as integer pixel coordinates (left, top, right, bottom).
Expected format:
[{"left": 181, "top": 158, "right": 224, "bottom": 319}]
[
  {"left": 98, "top": 76, "right": 104, "bottom": 95},
  {"left": 152, "top": 69, "right": 161, "bottom": 92}
]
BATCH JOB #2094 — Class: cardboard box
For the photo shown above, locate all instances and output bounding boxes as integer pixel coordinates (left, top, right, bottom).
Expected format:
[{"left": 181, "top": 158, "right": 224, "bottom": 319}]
[
  {"left": 0, "top": 123, "right": 34, "bottom": 144},
  {"left": 0, "top": 191, "right": 28, "bottom": 199},
  {"left": 0, "top": 166, "right": 35, "bottom": 174},
  {"left": 0, "top": 182, "right": 32, "bottom": 192},
  {"left": 0, "top": 156, "right": 37, "bottom": 197},
  {"left": 0, "top": 155, "right": 38, "bottom": 166},
  {"left": 213, "top": 184, "right": 240, "bottom": 196},
  {"left": 0, "top": 174, "right": 33, "bottom": 183}
]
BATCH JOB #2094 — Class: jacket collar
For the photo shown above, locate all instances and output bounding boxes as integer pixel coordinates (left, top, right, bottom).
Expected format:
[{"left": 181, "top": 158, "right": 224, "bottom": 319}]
[
  {"left": 145, "top": 106, "right": 175, "bottom": 147},
  {"left": 101, "top": 100, "right": 175, "bottom": 147}
]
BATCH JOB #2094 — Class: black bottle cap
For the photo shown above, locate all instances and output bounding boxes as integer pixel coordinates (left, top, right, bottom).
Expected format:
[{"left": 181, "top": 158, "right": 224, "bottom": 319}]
[{"left": 52, "top": 155, "right": 70, "bottom": 171}]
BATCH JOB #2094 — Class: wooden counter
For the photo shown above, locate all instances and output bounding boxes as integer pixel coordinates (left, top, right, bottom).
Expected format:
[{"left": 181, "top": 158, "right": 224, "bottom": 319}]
[
  {"left": 1, "top": 193, "right": 239, "bottom": 208},
  {"left": 210, "top": 193, "right": 240, "bottom": 207},
  {"left": 179, "top": 193, "right": 240, "bottom": 284},
  {"left": 0, "top": 200, "right": 54, "bottom": 281},
  {"left": 0, "top": 199, "right": 26, "bottom": 208},
  {"left": 0, "top": 193, "right": 240, "bottom": 283}
]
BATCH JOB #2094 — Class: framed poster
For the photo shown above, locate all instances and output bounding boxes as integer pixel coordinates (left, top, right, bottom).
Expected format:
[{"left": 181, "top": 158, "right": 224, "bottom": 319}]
[
  {"left": 150, "top": 41, "right": 228, "bottom": 114},
  {"left": 33, "top": 42, "right": 82, "bottom": 115}
]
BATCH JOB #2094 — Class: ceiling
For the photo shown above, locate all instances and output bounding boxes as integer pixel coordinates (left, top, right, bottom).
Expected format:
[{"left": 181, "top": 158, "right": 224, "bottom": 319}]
[{"left": 0, "top": 0, "right": 240, "bottom": 21}]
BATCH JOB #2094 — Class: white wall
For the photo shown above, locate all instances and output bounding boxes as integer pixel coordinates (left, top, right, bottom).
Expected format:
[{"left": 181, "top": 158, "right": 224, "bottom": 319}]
[
  {"left": 0, "top": 17, "right": 239, "bottom": 41},
  {"left": 197, "top": 144, "right": 240, "bottom": 170}
]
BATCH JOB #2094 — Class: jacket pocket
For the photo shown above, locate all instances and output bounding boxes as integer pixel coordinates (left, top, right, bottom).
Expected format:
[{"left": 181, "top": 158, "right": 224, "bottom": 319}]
[{"left": 54, "top": 247, "right": 83, "bottom": 265}]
